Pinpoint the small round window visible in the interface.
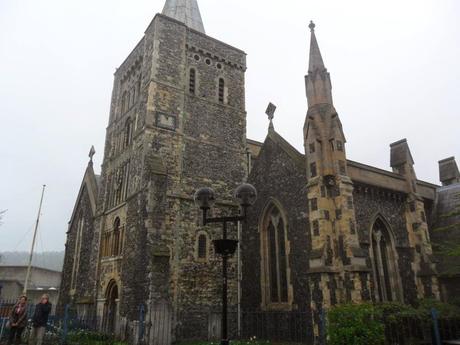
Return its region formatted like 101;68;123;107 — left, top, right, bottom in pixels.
194;54;200;61
205;58;212;65
217;63;223;70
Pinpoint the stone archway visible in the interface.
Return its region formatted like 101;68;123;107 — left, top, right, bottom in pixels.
103;280;119;334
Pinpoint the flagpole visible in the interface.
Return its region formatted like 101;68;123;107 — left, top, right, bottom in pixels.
23;185;46;294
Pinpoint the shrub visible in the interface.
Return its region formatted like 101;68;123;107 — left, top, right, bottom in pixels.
327;303;384;345
66;329;128;345
414;298;460;318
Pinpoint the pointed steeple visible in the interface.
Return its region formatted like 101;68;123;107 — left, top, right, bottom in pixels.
308;21;326;73
162;0;205;34
305;21;333;107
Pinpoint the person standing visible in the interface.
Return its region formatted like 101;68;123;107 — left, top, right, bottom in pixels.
28;294;52;345
7;295;28;345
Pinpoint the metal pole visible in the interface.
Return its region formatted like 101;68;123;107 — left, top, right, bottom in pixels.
0;316;6;341
221;221;228;345
24;185;46;294
139;304;145;344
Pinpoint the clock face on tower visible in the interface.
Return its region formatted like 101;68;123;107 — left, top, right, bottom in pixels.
156;112;177;131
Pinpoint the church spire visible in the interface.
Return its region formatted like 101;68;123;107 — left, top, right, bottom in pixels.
308;21;326;73
162;0;205;34
305;21;333;107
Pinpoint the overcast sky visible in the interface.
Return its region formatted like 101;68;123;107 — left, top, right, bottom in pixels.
1;0;459;252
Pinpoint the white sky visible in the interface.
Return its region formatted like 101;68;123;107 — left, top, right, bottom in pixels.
0;0;459;252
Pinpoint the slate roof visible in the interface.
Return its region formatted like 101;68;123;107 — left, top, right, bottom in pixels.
162;0;205;34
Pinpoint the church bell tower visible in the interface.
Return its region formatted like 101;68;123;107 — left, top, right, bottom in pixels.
95;0;248;338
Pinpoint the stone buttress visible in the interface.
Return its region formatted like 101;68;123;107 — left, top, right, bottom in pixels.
390;139;439;300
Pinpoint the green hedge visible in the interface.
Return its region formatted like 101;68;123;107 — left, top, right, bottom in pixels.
327;303;384;345
327;299;460;345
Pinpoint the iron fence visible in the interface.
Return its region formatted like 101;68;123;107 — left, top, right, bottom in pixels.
0;299;36;319
239;311;312;343
2;301;460;345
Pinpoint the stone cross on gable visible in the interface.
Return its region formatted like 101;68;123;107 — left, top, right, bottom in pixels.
265;102;277;130
89;145;96;163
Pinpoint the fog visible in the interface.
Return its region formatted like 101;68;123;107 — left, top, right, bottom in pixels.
1;0;459;251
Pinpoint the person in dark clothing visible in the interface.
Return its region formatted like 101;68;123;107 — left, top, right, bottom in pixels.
28;294;52;345
7;295;28;345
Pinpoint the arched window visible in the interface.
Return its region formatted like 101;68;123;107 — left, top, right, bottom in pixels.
112;218;121;257
189;68;196;95
261;203;290;306
218;78;225;104
131;87;136;106
124;118;133;148
197;233;208;260
126;91;131;111
370;217;400;302
121;91;127;114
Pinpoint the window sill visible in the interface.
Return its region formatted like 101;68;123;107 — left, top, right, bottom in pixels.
261;302;293;312
101;256;123;263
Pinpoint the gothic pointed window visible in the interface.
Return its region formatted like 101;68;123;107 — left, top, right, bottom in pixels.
261;203;291;307
127;91;131;110
371;217;400;302
137;78;141;100
112;218;121;257
124;118;133;148
121;91;128;114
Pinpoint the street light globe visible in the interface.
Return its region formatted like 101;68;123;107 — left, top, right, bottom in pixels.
194;187;216;210
234;183;257;208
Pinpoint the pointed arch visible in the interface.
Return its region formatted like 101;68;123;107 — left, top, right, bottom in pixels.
124;117;133;148
112;217;121;257
369;214;402;302
259;199;292;310
121;91;127;114
103;279;119;334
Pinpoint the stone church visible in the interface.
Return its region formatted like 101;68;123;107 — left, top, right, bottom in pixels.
58;0;460;343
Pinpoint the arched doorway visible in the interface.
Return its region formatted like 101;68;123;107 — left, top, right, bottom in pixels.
370;217;401;302
103;280;119;334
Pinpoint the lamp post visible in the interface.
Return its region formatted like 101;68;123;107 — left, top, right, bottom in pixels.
194;183;257;345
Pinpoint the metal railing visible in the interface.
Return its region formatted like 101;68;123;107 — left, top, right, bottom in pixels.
2;302;460;345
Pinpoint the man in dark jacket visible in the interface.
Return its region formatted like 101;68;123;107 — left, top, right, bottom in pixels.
28;294;52;345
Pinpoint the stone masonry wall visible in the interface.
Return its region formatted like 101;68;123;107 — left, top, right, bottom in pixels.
243;133;311;315
353;183;419;303
57;185;96;316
